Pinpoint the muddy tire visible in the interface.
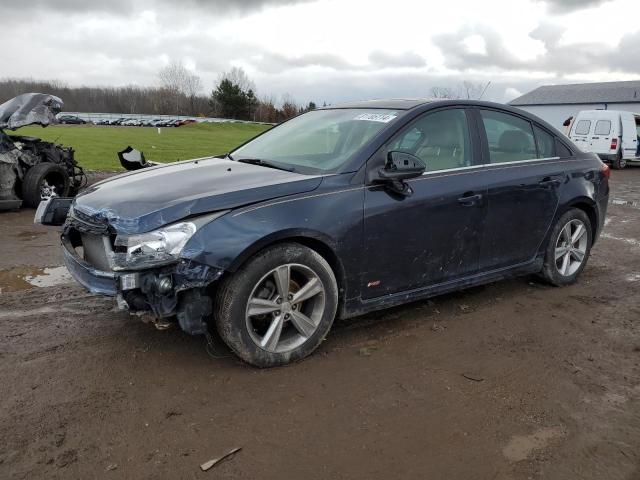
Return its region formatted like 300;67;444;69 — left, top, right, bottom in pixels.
611;150;626;170
540;208;592;286
22;163;70;208
213;243;338;367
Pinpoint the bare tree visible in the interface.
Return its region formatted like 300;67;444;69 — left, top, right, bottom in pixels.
157;61;204;114
430;81;489;100
184;73;203;115
430;86;458;99
218;66;256;94
460;81;486;100
280;93;299;121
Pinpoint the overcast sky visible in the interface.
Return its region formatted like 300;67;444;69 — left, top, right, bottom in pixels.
1;0;638;104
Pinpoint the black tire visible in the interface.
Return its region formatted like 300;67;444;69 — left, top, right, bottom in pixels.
611;150;626;170
540;208;592;286
213;243;338;367
21;163;70;208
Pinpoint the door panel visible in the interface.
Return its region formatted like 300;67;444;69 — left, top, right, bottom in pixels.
621;112;638;159
475;108;564;271
476;162;564;271
362;108;487;299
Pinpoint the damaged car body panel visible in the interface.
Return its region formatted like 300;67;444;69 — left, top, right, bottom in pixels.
40;99;610;366
0;93;62;129
72;157;324;234
117;146;161;171
0;93;85;210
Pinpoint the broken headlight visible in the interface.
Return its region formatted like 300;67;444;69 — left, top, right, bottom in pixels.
113;222;196;270
110;211;228;271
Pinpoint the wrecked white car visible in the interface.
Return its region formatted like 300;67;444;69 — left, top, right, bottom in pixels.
0;93;85;210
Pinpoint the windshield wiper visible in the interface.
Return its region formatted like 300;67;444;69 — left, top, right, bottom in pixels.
235;157;296;172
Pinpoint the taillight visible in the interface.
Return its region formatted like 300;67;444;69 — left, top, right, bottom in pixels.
610;138;618;150
601;162;610;179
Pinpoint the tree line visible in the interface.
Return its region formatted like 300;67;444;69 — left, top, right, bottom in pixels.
0;63;487;124
0;64;317;123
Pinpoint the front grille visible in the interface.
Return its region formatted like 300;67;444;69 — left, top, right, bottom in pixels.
80;233;112;271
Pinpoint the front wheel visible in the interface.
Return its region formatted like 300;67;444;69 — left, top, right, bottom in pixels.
214;243;338;367
540;208;592;286
21;163;70;208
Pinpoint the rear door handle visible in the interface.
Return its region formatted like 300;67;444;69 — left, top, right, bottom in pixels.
457;193;483;206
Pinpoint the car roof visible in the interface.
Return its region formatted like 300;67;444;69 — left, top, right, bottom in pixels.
319;98;536;112
320;98;435;110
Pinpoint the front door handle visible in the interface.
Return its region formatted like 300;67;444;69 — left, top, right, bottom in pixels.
539;176;562;187
457;193;483;206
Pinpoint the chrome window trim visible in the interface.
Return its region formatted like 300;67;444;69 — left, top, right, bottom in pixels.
411;156;563;181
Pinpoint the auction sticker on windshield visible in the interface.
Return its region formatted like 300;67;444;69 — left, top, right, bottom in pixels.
353;112;397;123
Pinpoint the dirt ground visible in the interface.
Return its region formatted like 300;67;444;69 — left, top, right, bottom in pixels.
1;169;639;480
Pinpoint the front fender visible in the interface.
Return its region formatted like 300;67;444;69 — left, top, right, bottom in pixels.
180;176;365;301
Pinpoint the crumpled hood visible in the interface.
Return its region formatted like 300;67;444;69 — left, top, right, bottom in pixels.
0;93;63;130
73;157;323;234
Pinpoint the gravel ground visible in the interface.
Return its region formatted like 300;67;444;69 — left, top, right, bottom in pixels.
1;169;639;479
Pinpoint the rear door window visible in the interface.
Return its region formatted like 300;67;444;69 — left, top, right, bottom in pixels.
594;120;611;135
533;125;555;158
479;110;537;163
574;120;591;135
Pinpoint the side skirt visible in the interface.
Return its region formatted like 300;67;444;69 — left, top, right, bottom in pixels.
342;258;543;319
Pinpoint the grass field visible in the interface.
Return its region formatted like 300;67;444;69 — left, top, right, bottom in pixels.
12;122;271;171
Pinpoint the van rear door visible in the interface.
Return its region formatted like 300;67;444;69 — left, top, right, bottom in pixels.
620;112;638;159
570;113;595;151
590;115;616;155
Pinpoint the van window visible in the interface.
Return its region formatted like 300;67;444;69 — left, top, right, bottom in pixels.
533;125;555;158
594;120;611;135
479;110;536;163
575;120;591;135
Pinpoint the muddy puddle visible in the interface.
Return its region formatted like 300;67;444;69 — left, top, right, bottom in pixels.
0;265;72;293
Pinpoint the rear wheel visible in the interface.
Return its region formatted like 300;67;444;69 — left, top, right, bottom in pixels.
611;150;626;169
540;208;592;286
21;163;70;208
214;243;338;367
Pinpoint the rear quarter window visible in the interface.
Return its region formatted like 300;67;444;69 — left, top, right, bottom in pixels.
556;139;573;157
594;120;611;135
574;120;591;135
533;125;555;158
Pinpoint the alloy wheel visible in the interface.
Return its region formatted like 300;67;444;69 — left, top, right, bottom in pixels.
245;263;326;353
554;219;588;276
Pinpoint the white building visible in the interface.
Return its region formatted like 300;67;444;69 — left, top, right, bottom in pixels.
509;80;640;131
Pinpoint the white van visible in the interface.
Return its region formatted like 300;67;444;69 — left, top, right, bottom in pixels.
569;109;640;169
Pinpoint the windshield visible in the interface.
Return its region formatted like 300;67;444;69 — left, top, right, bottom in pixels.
232;108;400;174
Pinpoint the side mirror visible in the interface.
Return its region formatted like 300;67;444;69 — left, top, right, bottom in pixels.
377;151;426;197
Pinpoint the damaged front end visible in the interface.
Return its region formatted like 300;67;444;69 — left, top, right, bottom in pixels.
58;203;228;335
0;93;85;210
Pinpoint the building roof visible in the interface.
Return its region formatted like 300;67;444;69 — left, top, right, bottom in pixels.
509;80;640;106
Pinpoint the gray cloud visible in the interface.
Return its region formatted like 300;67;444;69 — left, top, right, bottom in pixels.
0;0;313;17
534;0;614;12
432;26;524;71
0;0;635;108
434;22;640;76
251;52;354;73
368;50;426;68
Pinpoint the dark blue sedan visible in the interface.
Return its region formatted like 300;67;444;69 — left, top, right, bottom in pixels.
38;99;609;366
